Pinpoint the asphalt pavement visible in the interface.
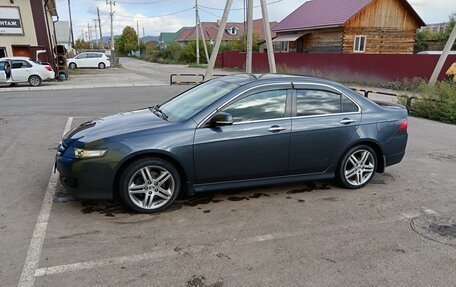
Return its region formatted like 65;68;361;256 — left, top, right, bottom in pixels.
0;78;455;286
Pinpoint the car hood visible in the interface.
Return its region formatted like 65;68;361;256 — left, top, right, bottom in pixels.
63;108;173;145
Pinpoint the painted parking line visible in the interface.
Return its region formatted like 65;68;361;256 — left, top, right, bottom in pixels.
33;215;408;277
17;117;73;287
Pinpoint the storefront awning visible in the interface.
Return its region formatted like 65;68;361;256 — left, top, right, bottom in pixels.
272;33;308;42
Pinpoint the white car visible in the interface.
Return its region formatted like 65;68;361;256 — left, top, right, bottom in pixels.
67;52;111;69
0;57;55;87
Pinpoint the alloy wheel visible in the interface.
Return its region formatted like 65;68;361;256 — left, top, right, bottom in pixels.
343;149;375;187
127;165;175;210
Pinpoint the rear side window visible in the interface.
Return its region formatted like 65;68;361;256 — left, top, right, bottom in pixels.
296;90;358;116
12;60;32;69
223;90;287;123
0;62;4;71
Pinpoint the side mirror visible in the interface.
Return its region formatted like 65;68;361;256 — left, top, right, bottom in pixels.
209;112;233;127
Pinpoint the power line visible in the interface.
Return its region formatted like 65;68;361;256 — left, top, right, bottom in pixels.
102;7;194;18
199;0;282;11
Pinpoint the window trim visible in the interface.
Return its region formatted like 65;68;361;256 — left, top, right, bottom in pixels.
353;35;366;53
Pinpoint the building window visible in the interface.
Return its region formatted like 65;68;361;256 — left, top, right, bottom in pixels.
354;35;366;53
280;41;289;52
228;26;237;35
0;48;6;58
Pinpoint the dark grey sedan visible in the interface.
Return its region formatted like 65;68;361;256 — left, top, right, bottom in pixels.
57;74;408;213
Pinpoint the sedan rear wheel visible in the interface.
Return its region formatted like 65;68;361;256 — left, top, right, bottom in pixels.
98;62;106;69
337;145;377;189
28;75;42;87
119;158;180;213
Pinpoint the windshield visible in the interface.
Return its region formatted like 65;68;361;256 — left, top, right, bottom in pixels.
160;80;239;122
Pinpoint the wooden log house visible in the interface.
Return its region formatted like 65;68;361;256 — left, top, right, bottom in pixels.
272;0;425;54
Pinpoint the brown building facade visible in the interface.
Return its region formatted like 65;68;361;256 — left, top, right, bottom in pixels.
272;0;425;54
0;0;58;66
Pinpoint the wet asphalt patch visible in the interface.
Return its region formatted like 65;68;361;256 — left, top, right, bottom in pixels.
411;213;456;247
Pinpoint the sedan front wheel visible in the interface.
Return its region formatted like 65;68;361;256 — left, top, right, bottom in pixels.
337;145;377;189
119;158;181;213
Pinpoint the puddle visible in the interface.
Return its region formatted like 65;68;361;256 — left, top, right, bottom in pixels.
411;213;456;246
287;182;331;194
186;275;223;287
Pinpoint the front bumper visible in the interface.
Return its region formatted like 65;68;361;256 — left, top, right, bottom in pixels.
56;153;115;200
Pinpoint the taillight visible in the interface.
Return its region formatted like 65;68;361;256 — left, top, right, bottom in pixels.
399;119;408;131
44;66;53;71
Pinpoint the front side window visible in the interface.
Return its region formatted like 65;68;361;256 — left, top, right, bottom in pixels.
296;90;358;116
223;90;287;123
354;35;366;53
76;54;87;59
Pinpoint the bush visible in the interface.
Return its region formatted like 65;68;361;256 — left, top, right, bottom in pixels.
401;81;456;124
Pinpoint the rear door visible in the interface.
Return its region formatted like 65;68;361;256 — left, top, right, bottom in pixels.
289;84;361;174
11;60;33;82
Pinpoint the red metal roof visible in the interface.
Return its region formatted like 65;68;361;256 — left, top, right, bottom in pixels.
273;0;372;32
176;19;277;42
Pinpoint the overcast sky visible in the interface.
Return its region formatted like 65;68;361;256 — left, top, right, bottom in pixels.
55;0;456;38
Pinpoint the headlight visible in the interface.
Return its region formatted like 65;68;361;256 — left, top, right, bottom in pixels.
74;148;108;159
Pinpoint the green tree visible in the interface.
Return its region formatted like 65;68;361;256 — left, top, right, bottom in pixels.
443;12;456;49
115;26;138;55
74;39;90;49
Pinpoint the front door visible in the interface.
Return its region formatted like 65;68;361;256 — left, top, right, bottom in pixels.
289;86;361;174
194;87;292;184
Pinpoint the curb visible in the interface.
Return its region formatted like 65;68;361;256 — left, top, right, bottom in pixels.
0;83;169;93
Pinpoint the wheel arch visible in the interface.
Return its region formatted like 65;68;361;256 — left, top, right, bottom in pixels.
112;151;191;200
338;140;385;173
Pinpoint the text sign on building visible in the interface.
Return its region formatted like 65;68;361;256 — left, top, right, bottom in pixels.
0;7;23;35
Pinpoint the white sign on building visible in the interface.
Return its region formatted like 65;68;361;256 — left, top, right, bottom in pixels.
0;6;23;35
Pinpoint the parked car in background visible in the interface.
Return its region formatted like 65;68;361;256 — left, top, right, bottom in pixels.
0;57;55;87
67;52;111;69
56;74;409;213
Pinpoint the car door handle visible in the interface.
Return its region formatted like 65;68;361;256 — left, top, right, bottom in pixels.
340;119;357;125
268;125;287;133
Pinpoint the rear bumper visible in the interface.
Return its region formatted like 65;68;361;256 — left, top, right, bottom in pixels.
383;132;408;167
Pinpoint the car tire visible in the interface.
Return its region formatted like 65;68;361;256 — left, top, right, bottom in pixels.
28;75;42;87
69;62;77;69
98;62;106;69
119;158;181;213
337;145;377;189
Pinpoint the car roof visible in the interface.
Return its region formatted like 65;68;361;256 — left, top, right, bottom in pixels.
0;56;31;61
214;73;346;88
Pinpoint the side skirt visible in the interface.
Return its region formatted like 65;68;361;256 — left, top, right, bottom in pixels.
192;172;335;193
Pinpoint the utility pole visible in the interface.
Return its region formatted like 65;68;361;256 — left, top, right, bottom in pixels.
93;19;99;48
137;20;140;51
68;0;75;47
205;0;233;79
97;7;103;46
197;14;209;63
429;24;456;85
260;0;276;73
245;0;253;73
143;27;145;38
106;0;116;65
88;23;93;49
195;0;200;65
